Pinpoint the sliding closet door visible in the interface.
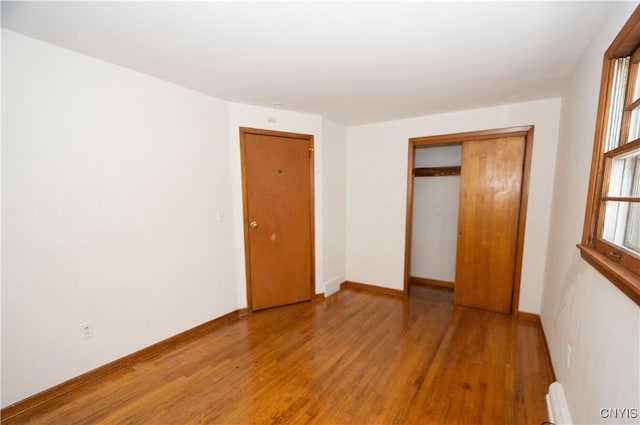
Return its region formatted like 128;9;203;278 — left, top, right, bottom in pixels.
454;136;525;313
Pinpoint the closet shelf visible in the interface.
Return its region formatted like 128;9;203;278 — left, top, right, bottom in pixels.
413;166;461;177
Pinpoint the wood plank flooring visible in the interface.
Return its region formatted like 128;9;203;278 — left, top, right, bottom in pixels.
4;286;554;424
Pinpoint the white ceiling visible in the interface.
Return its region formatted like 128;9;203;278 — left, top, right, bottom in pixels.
2;1;613;125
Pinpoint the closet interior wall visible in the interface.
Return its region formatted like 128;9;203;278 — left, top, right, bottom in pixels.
410;144;462;288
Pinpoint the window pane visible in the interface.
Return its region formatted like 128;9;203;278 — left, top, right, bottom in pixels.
625;202;640;252
607;149;640;197
603;200;628;243
605;57;630;151
634;62;640;101
629;107;640;142
603;200;640;256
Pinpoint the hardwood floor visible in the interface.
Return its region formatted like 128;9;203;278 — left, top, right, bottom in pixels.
4;286;554;424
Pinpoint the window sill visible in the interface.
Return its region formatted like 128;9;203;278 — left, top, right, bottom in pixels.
577;244;640;306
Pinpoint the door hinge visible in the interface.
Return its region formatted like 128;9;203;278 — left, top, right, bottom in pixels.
308;147;314;158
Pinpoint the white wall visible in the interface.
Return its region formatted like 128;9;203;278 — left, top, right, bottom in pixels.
0;20;4;407
542;3;640;424
1;30;238;406
321;118;347;296
411;145;461;282
346;98;562;313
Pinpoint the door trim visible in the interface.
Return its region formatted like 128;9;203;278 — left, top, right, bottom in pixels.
239;127;316;311
403;126;534;315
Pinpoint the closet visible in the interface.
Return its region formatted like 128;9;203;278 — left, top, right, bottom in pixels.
410;144;462;290
404;127;532;314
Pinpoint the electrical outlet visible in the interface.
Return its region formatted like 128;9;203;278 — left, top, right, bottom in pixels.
567;344;572;368
80;321;94;340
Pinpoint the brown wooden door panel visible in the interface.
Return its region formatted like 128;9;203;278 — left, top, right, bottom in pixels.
455;136;525;313
241;130;313;311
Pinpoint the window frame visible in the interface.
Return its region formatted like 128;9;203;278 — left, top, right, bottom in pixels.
580;6;640;306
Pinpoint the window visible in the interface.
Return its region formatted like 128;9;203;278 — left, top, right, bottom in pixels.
580;7;640;305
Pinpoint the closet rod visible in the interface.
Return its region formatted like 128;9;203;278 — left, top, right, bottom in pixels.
413;166;461;177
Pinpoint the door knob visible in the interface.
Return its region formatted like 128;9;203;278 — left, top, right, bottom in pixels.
250;221;259;229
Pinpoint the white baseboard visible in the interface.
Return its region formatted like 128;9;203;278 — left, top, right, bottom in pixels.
546;382;572;425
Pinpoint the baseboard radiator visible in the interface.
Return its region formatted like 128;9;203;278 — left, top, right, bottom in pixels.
546;382;572;425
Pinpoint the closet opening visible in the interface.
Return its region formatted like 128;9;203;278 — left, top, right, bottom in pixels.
409;143;462;294
403;126;534;315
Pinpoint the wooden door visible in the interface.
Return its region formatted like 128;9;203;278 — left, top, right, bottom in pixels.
240;128;314;311
454;136;525;313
